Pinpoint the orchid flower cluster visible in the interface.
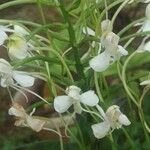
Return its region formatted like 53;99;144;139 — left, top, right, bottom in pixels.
0;0;150;149
0;23;131;138
0;25;36;88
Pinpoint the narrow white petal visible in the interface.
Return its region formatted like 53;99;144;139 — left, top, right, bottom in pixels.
12;71;35;87
142;20;150;32
0;59;12;75
89;51;110;72
118;114;131;126
83;27;95;36
54;96;73;113
91;121;110;139
73;102;82;114
140;80;150;85
80;90;99;106
14;25;28;35
118;45;128;56
101;19;111;33
0;30;8;45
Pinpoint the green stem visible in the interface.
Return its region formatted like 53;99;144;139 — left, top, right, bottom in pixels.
58;0;85;80
121;51;150;144
122;127;135;149
118;18;145;36
59;114;85;150
120;31;150;42
37;1;57;97
111;0;130;29
94;72;104;102
138;107;150;145
99;0;125;28
121;51;139;107
0;0;36;10
109;134;117;150
12;48;74;82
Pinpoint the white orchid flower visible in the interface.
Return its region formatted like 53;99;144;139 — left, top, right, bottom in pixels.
8;102;45;132
90;32;128;72
7;25;31;60
0;24;33;60
83;20;128;72
0;58;35;88
54;85;99;114
7;34;29;60
92;105;131;139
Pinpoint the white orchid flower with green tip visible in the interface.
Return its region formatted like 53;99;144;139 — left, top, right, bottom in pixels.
0;24;33;60
7;25;31;60
83;20;128;72
90;31;128;72
54;85;99;114
92;105;131;139
0;58;35;88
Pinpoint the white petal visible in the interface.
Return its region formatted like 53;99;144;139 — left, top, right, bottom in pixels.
80;90;99;106
0;59;12;75
0;30;8;45
140;80;150;85
83;27;95;36
146;3;150;19
143;41;150;52
118;114;131;126
118;45;128;56
26;116;45;132
12;71;35;87
89;51;110;72
14;25;28;35
91;121;110;139
101;19;111;33
54;96;73;113
142;20;150;32
73;102;82;114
